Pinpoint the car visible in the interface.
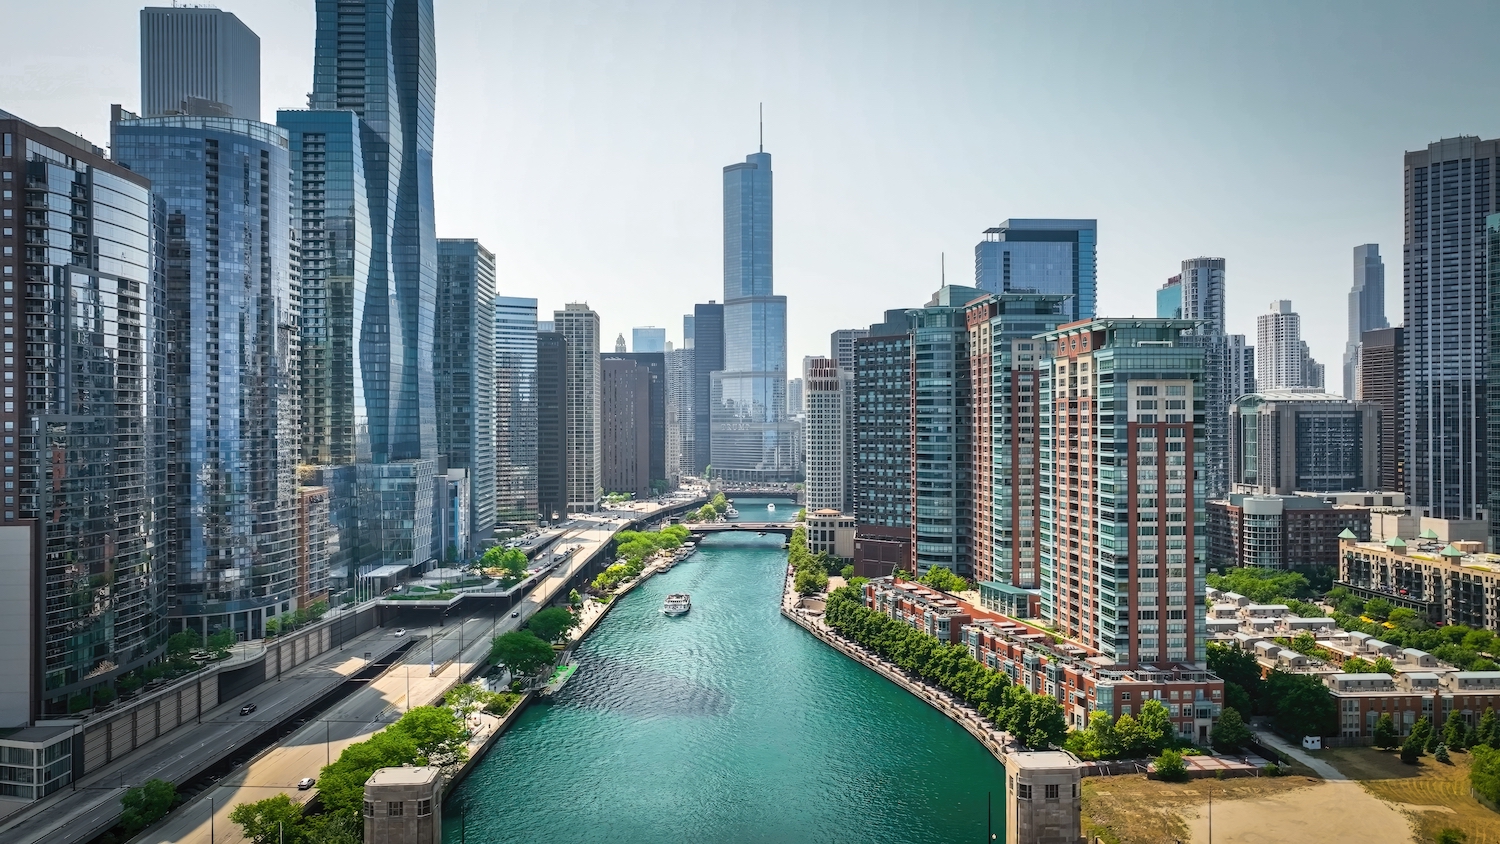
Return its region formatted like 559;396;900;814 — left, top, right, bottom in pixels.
298;777;316;790
511;611;520;618
239;703;257;716
392;628;406;637
391;585;404;593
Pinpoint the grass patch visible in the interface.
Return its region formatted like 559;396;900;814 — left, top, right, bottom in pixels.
1324;747;1500;843
1081;773;1316;844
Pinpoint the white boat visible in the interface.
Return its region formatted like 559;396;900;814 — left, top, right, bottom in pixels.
767;503;776;512
724;507;739;518
662;593;692;616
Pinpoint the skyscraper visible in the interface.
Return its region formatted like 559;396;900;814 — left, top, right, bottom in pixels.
536;331;568;522
973;220;1097;321
1229;390;1382;495
711;149;796;481
311;0;440;569
1176;257;1252;500
1156;275;1183;319
140;6;260;119
1360;326;1404;493
556;303;601;511
786;378;804;415
1256;300;1322;390
1490;215;1500;548
829;328;869;373
0;111;170;723
600;358;652;497
853;310;915;577
112;108;300;640
911;285;984;576
603;351;667;493
1405;137;1497;522
692;301;724;474
665;345;695;481
1038;319;1206;667
632;326;666;353
614;334;627;354
436;240;496;546
1343;245;1388;399
965;293;1069;588
803;357;853;512
494;297;539;523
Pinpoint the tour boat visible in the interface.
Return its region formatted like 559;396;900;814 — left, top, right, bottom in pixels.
662;593;692;616
767;503;776;512
724;507;739;518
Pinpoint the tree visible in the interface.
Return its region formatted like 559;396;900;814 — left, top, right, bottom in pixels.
1425;719;1443;754
1436;829;1467;844
1213;706;1251;753
391;706;469;768
1388;607;1425;630
120;778;177;835
1472;745;1500;803
795;566;829;596
1372;656;1396;676
1224;682;1254;721
1137;699;1175;753
1264;671;1337;739
1011;694;1068;750
1154;749;1189;782
229;794;307;844
167;630;202;656
840;565;855;579
1341;656;1375;673
568;588;583;608
480;546;529;584
1114;713;1146;758
489;630;556;680
318;728;422;820
1363;597;1394;620
1079;711;1119;760
1373;713;1399;750
207;629;236;652
1207;643;1265;713
1479;708;1499;749
1400;730;1424;764
1435;743;1451;763
526;607;579;644
919;566;969;593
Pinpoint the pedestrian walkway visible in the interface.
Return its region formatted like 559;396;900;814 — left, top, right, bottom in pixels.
1253;730;1345;780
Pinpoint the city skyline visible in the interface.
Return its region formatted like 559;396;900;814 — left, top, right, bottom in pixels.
8;2;1500;386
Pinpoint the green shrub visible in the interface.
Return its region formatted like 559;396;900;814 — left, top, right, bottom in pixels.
1154;749;1189;782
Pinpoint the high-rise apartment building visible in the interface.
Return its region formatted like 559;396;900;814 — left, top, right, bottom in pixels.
1405;137;1498;522
712;149;796;481
692;302;724;474
973;220;1097;321
632;326;665;353
494;297;539;523
601;358;652;498
786;377;804;415
1359;327;1404;493
1488;215;1500;549
536;331;568;522
965;293;1069;588
112;109;300;639
140;6;260;119
556;303;601;511
803;357;853;512
603;351;666;492
1156;275;1182;319
830;328;868;373
1343;245;1388;399
665;345;695;481
1256;300;1322;390
683;314;695;348
0;112;170;724
1229;390;1382;495
911;285;984;577
853;310;915;577
1038;319;1206;667
311;0;441;569
1175;257;1253;500
436;240;496;545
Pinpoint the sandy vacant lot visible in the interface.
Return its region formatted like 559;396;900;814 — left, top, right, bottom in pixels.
1180;779;1414;844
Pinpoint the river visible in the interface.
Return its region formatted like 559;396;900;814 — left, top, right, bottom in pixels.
445;498;1005;843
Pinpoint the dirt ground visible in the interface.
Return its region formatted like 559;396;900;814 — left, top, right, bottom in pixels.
1081;774;1321;844
1324;747;1500;844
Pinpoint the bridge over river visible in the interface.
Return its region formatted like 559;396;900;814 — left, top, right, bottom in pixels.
684;521;796;536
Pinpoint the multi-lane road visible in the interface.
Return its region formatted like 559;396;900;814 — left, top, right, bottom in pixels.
139;504;691;844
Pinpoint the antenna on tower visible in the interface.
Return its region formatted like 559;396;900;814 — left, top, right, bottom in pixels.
759;103;763;152
942;252;946;285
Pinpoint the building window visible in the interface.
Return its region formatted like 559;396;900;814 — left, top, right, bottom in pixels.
416;798;432;817
388;801;404;817
1045;783;1059;799
363;801;374;818
1017;783;1032;799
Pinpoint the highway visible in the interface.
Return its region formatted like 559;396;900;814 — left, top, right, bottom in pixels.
0;624;408;844
140;502;692;844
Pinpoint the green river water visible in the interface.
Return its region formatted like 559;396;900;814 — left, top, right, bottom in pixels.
445;498;1006;843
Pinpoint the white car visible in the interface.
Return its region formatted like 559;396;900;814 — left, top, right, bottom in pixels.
297;777;316;791
392;628;407;637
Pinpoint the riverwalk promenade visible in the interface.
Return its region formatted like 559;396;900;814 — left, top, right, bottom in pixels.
779;573;1017;763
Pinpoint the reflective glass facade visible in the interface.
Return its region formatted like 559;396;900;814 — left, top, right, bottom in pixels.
2;114;171;717
494;296;538;523
111;114;298;638
713;151;794;480
974;220;1097;322
436;240;495;545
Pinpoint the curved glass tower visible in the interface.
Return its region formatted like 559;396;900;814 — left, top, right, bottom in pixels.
711;150;795;480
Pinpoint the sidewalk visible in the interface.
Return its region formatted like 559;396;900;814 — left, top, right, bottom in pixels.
1252;730;1345;780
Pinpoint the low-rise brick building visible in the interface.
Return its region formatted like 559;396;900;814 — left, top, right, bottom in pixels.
1207;493;1371;569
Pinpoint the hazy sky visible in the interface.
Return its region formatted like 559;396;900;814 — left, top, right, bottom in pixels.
7;0;1500;392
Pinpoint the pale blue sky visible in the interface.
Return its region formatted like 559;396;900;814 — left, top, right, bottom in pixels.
6;0;1500;391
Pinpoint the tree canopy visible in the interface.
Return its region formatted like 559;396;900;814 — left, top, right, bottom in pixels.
526;607;579;644
489;630;556;679
229;794;308;844
120;778;176;835
919;566;970;594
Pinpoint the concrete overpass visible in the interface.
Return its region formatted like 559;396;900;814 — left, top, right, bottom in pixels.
685;522;796;536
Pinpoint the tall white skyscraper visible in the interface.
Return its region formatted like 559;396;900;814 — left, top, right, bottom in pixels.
494;297;539;523
556;303;602;511
803;357;853;512
1343;244;1388;399
1176;257;1252;499
1256;300;1322;390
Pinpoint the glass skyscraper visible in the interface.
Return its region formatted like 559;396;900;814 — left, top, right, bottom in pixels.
974;219;1097;322
111;110;299;640
711;150;795;480
311;0;440;570
1;111;171;721
494;296;539;524
436;239;496;546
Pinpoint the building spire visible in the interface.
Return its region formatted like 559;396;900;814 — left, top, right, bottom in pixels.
941;252;946;285
759;102;763;152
